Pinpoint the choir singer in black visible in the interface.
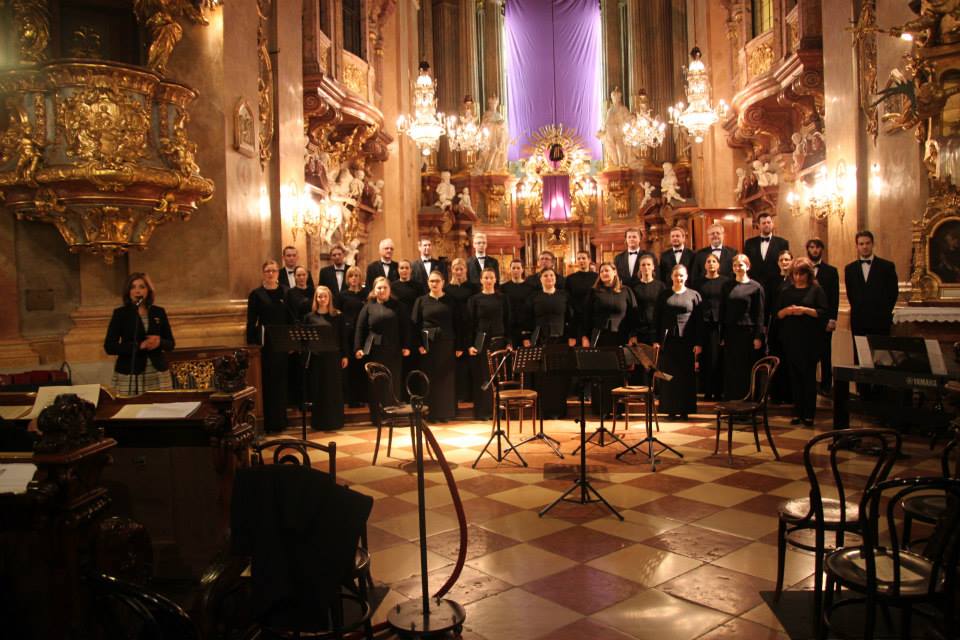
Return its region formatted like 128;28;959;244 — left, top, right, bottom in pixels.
524;268;574;419
720;254;765;401
583;262;637;415
303;286;348;430
412;271;461;422
355;277;411;403
656;265;703;419
694;253;729;400
467;268;511;419
246;260;290;432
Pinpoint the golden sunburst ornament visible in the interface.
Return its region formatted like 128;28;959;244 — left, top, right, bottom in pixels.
524;125;591;174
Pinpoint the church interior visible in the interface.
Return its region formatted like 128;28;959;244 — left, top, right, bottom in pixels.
2;0;960;638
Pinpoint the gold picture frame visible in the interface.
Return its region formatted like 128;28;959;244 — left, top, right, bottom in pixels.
233;98;256;158
910;179;960;304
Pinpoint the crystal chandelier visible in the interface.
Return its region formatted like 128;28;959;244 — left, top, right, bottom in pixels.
396;62;447;157
622;91;666;151
445;95;489;168
668;47;728;143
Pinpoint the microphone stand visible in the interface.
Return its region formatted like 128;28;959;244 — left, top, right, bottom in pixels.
473;350;527;468
129;298;144;395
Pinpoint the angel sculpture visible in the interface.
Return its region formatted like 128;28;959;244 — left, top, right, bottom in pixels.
661;162;685;206
734;167;748;199
133;0;210;75
752;160;778;187
459;187;475;215
434;171;456;209
639;181;656;209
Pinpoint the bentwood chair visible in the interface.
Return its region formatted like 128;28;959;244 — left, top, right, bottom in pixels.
611;343;661;435
901;426;959;548
775;428;901;636
486;349;537;438
364;362;431;464
822;477;960;640
714;355;780;463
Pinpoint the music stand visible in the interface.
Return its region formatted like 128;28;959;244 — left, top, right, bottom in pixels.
504;346;564;459
473;349;527;468
540;347;625;521
266;325;339;440
570;348;630;454
617;344;683;471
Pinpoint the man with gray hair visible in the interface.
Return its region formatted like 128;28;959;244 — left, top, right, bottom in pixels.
365;237;399;285
691;223;736;283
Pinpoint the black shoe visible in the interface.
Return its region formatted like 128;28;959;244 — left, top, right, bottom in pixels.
790;418;803;425
802;419;815;427
677;414;688;421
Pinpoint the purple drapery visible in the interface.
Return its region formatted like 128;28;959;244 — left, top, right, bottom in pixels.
542;175;571;221
505;0;602;162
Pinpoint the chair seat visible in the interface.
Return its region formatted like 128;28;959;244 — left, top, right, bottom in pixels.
499;389;537;401
382;403;429;417
716;400;761;414
901;493;947;523
612;386;650;395
826;547;944;597
778;497;859;526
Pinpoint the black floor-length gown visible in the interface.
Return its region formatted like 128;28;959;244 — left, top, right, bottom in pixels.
656;288;702;416
565;270;598;338
303;310;347;430
246;286;290;432
391;280;422;398
501;279;533;346
692;275;728;400
355;298;410;406
466;291;511;419
766;276;792;403
632;278;666;385
339;288;368;405
584;286;636;416
526;289;572;419
411;294;460;421
444;282;478;403
285;285;315;407
720;279;765;401
777;284;829;421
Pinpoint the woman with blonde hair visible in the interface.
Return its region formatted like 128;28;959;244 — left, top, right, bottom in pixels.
444;257;478;404
355;276;411;402
302;286;348;430
720;254;765;400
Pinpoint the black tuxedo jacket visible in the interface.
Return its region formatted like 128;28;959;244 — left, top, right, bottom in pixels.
844;256;899;335
614;250;657;289
411;258;447;288
658;247;695;283
691;246;736;282
279;267;315;290
365;260;399;287
319;265;349;298
814;262;840;321
467;256;500;284
104;304;176;374
743;235;789;287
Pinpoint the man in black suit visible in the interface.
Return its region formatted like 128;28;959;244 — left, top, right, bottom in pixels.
467;232;500;284
807;238;839;394
364;237;399;285
691;223;737;283
319;244;349;301
524;250;566;290
658;226;695;283
743;213;789;289
614;227;656;289
411;238;445;288
845;229;899;343
280;245;315;290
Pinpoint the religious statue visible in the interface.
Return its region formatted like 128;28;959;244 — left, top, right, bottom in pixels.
790;133;806;174
367;178;384;213
924;139;941;178
13;125;43;186
349;168;366;200
133;0;210;75
639;181;656;209
661;162;685;206
475;96;508;174
597;88;631;169
752;160;778;187
331;167;353;199
435;171;456;209
459;187;474;215
734;167;748;199
158;111;199;177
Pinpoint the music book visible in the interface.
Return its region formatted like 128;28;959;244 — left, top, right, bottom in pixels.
0;406;31;420
473;331;487;353
27;384;103;419
530;326;541;347
110;401;201;420
362;333;377;356
0;463;37;495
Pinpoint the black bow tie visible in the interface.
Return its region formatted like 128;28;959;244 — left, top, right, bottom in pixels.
382;262;391;266
629;251;638;256
335;268;344;272
760;237;771;243
860;259;872;265
711;248;721;253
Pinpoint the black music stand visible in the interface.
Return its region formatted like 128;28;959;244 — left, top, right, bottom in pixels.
571;348;630;454
504;346;564;459
540;347;624;521
473;349;527;468
617;345;683;471
266;325;338;440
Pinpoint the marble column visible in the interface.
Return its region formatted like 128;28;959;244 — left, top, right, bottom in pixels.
478;0;505;108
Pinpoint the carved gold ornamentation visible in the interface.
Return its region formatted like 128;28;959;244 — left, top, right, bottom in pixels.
851;1;879;143
12;0;51;64
158;111;199;176
69;25;104;58
133;0;210;75
482;183;505;223
606;179;631;219
910;179;960;304
57;84;150;167
257;0;274;169
748;44;775;79
170;359;216;389
342;57;369;97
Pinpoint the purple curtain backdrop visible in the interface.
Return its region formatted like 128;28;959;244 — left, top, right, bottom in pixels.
505;0;602;162
542;174;571;221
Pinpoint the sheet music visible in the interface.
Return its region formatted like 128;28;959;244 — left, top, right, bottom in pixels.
0;463;37;495
110;401;201;420
27;384;103;419
0;406;31;420
925;340;948;376
854;336;874;368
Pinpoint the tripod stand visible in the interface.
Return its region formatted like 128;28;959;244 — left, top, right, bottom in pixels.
473;350;527;468
617;344;684;471
504;346;563;459
571;347;630;455
540;347;624;521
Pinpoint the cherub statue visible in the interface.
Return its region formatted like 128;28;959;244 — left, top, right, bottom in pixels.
639;181;656;209
332;167;353;199
367;178;384;213
434;171;456;209
752;160;778;187
661;162;685;206
349;168;366;200
734;167;748;199
790;133;807;174
13;126;43;185
476;96;508;173
597;88;631;169
458;187;474;215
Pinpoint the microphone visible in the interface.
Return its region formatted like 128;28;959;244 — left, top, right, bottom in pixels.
134;296;144;307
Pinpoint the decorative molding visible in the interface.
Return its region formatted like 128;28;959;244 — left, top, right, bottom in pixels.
747;43;775;79
233;99;256;157
256;0;274;170
910;179;960;305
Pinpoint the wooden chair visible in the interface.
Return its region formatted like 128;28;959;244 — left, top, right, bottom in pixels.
822;476;960;640
364;362;430;464
713;355;780;463
487;349;537;438
90;572;199;639
611;343;661;435
775;428;901;637
902;426;959;548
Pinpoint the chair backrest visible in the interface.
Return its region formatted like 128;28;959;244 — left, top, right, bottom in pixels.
251;438;336;481
90;572;199;640
942;425;960;479
859;477;960;597
487;349;518;388
746;355;779;404
629;343;660;386
364;361;400;409
803;428;901;540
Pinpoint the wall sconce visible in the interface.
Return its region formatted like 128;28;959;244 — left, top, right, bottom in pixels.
787;165;845;221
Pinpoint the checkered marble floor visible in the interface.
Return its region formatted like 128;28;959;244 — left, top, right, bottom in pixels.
295;406;944;640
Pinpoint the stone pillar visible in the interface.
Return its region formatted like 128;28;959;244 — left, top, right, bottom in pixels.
478;0;504;107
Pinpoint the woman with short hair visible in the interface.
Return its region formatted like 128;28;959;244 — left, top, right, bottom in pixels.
245;260;290;431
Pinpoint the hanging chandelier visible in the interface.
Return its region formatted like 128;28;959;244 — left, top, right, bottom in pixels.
445;95;489;168
396;61;447;157
622;91;666;151
668;47;728;143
